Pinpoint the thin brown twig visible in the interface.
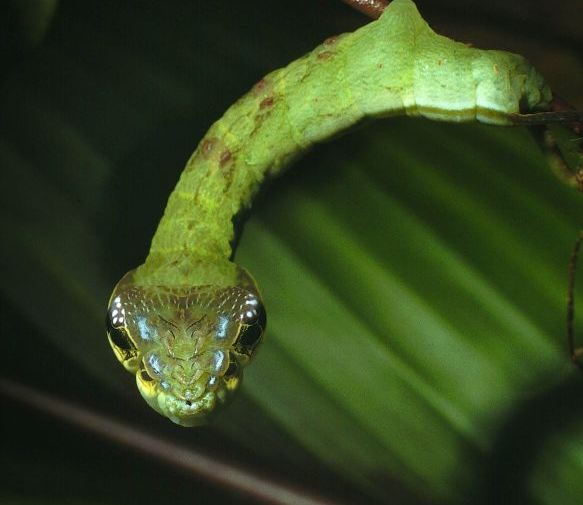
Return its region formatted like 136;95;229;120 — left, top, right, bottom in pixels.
567;232;583;371
511;95;583;135
341;0;388;19
0;377;348;505
509;110;583;127
528;125;583;192
518;96;583;191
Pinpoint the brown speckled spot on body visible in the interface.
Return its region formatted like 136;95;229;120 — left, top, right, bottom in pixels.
201;138;218;158
324;36;338;46
259;97;274;110
317;51;333;61
252;78;268;96
218;150;236;190
219;149;232;168
324;33;348;47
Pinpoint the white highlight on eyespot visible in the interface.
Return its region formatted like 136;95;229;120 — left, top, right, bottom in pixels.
112;311;125;325
113;296;122;310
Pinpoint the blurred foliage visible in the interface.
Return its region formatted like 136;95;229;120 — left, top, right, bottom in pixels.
1;0;582;504
0;0;59;75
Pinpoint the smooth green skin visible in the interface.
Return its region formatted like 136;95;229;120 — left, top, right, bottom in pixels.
106;0;552;426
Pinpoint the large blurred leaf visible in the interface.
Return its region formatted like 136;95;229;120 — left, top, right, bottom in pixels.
1;0;582;504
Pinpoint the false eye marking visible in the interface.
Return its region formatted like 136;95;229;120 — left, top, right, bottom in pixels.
236;323;264;355
106;310;132;352
140;368;155;382
235;295;266;356
224;358;238;379
240;293;265;325
224;354;242;392
110;296;126;326
106;295;139;371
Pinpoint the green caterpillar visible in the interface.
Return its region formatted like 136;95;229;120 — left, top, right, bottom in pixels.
107;0;553;426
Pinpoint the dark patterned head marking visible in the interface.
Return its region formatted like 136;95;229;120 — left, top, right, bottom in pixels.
106;271;265;426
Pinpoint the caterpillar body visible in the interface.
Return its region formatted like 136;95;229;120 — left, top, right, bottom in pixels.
106;0;552;426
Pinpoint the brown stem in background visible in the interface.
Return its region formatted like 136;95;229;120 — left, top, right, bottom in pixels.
568;231;583;371
510;110;583;127
510;95;583;134
549;95;583;136
0;378;347;505
516;96;583;191
341;0;388;19
528;125;583;192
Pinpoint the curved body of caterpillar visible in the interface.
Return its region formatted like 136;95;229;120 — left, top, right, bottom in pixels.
107;0;552;426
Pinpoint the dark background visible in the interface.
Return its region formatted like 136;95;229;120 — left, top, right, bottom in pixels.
1;1;582;504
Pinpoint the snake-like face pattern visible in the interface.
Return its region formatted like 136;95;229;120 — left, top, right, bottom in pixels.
106;277;265;426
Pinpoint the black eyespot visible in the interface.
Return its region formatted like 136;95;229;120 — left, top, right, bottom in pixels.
105;312;135;352
255;302;266;329
239;324;263;350
223;354;241;392
140;368;155;382
235;320;264;355
235;298;266;355
224;360;238;379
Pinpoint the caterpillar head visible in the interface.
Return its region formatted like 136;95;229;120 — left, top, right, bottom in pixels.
105;269;265;427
